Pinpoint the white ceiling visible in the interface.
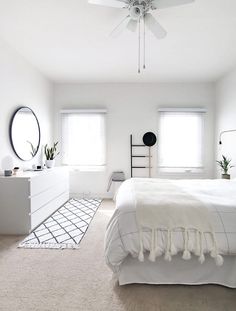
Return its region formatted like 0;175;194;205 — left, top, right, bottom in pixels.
0;0;236;83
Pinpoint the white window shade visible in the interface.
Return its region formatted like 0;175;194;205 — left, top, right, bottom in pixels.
159;111;204;171
61;112;106;167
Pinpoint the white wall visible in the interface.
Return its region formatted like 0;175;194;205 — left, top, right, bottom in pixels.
215;67;236;178
54;83;216;198
0;37;217;198
0;38;53;172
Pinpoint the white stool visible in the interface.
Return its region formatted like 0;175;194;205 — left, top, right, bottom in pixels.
107;171;126;200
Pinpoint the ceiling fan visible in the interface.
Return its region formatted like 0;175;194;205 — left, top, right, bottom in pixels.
88;0;195;73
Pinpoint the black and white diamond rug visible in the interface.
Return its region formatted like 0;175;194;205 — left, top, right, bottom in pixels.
18;198;102;249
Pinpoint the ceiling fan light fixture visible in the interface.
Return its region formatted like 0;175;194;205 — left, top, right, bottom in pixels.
130;5;144;20
126;19;138;32
88;0;195;72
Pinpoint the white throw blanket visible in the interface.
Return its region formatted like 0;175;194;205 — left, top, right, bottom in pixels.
134;179;224;266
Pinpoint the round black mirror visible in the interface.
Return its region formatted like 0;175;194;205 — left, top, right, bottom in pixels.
10;107;41;161
143;132;157;147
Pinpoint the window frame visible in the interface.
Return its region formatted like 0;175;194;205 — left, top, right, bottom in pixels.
60;109;107;171
157;108;206;175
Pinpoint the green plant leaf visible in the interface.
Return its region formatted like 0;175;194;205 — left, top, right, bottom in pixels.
44;142;59;160
216;155;234;174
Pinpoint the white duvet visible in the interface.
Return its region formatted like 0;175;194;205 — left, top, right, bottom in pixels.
105;178;236;272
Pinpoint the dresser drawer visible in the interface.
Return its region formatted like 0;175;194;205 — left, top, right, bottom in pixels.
0;167;69;235
30;180;69;214
31;191;69;230
30;168;69;197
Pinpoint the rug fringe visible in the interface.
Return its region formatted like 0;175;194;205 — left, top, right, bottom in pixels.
18;242;81;250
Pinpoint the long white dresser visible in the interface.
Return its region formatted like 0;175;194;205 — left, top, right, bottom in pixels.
0;167;69;235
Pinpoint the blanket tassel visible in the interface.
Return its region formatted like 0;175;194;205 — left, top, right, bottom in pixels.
155;229;163;256
170;230;177;255
138;230;144;262
164;230;172;262
138;228;224;266
182;229;191;260
149;229;156;262
210;232;224;267
194;229;201;256
198;231;205;264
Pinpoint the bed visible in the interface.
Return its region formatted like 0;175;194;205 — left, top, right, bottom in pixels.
105;178;236;288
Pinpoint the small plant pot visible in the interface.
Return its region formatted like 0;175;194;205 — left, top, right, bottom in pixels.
46;160;55;169
222;174;230;180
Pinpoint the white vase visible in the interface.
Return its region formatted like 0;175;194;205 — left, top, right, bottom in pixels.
46;159;55;169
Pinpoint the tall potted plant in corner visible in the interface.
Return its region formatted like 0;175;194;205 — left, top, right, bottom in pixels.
216;155;234;179
45;142;59;169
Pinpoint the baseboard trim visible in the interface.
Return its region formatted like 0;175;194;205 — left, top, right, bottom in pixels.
70;192;113;199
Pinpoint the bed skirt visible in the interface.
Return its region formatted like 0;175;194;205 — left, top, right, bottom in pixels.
117;254;236;288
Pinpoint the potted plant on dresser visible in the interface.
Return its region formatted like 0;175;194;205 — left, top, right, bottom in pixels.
217;155;234;179
45;142;59;169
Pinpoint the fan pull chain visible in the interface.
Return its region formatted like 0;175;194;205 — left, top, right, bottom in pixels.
138;17;141;74
143;14;146;70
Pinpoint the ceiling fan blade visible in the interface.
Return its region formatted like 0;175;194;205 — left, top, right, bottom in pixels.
88;0;127;9
152;0;195;10
126;19;138;32
110;15;130;37
145;13;167;39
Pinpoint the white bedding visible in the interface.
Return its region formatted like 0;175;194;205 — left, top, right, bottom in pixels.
105;178;236;274
134;179;222;265
118;254;236;287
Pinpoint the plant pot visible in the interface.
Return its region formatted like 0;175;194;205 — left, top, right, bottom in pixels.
46;159;55;169
222;174;230;180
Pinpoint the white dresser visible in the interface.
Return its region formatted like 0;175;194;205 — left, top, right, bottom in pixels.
0;167;69;235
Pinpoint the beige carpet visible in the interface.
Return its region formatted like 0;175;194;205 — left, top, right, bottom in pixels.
0;200;236;311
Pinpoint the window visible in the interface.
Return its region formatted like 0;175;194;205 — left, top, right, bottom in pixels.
61;110;106;169
158;109;205;173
